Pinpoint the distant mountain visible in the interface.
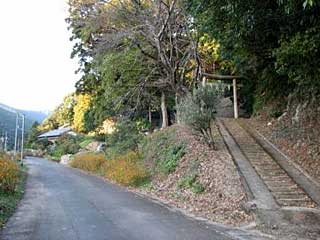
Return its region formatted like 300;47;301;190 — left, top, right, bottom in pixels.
0;103;48;150
0;103;47;123
20;110;47;123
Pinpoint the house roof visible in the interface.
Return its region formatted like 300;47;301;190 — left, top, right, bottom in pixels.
38;128;71;138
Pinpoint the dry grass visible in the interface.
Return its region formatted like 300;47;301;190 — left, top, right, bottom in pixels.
70;153;106;173
104;152;148;187
70;152;148;187
0;153;20;192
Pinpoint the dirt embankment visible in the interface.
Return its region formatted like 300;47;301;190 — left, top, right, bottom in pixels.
136;124;251;226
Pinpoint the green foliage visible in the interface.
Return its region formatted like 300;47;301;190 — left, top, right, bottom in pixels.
158;144;186;174
82;47;156;131
40;94;76;132
188;0;320;113
39;115;59;132
79;138;93;149
278;0;318;11
32;139;52;151
178;174;197;189
26;121;40;148
274;27;320;97
178;174;205;194
177;85;221;148
55;94;76;126
140;127;186;175
177;159;205;194
50;135;81;160
67;0;203;130
105;119;142;157
135;118;152;132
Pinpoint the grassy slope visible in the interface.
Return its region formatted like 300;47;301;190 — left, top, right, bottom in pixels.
0;167;27;228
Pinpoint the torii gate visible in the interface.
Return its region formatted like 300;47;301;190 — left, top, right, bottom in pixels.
202;73;243;119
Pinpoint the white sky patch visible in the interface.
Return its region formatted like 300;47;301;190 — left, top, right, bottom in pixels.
0;0;79;111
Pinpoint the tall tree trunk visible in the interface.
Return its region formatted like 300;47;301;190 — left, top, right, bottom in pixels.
175;92;181;124
161;91;169;128
148;106;152;124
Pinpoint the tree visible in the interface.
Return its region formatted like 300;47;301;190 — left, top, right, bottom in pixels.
67;0;203;128
39;93;76;131
39;113;60;131
55;94;76;126
188;0;320;113
26;121;40;147
73;94;92;132
177;85;221;148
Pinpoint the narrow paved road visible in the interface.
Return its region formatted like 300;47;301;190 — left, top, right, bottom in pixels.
1;157;267;240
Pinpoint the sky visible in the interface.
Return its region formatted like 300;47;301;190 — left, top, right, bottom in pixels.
0;0;79;111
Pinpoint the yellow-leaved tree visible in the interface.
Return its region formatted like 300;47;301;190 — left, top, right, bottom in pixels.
73;94;91;132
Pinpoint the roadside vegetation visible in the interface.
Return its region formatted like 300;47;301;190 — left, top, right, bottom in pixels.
31;88;249;225
0;152;26;228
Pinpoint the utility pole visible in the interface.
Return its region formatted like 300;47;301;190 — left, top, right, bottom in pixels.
0;135;3;151
14;113;19;155
20;115;25;163
233;79;239;119
0;105;24;155
4;132;8;152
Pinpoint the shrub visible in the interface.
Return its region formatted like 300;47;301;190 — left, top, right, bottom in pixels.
32;138;52;151
177;174;205;194
105;118;142;156
157;144;186;174
136;118;152;132
140;127;186;175
177;159;205;194
70;153;106;173
177;85;222;148
0;153;20;192
104;152;149;186
50;135;81;160
79;138;93;149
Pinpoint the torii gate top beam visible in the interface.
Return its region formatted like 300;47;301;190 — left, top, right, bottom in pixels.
202;72;243;80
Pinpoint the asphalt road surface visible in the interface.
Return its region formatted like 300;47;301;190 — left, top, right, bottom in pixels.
1;157;268;240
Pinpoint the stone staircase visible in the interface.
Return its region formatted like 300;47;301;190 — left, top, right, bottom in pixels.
219;118;317;208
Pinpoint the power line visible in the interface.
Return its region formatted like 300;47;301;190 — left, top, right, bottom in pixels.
0;104;25;163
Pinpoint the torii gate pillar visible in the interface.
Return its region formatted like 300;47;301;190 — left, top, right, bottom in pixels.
233;79;239;119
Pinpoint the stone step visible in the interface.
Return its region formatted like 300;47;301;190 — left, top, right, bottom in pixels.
277;199;313;207
258;171;287;177
275;193;308;199
269;186;302;193
264;181;296;188
261;176;289;181
221;119;316;208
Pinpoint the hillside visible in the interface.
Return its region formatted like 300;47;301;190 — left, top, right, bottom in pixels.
0;103;47;150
